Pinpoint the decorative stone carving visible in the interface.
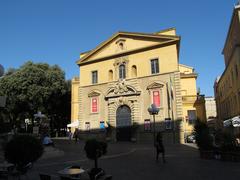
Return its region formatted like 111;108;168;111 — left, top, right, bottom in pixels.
114;80;128;94
118;97;125;105
105;80;141;99
114;56;129;66
113;56;129;79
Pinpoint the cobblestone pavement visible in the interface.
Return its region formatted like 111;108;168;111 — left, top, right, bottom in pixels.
2;139;240;180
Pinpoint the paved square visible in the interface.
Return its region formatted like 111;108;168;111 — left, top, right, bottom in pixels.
5;139;240;180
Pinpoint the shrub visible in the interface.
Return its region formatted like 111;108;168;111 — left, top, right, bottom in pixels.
194;120;213;151
4;135;43;173
221;131;236;152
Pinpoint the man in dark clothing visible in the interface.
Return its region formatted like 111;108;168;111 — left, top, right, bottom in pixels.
155;132;166;163
73;128;79;143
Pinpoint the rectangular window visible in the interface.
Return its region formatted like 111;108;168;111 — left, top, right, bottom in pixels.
151;59;159;74
152;90;160;107
91;97;98;113
187;110;197;124
144;119;151;131
92;71;98;84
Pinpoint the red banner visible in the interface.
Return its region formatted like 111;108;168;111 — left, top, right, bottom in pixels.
153;91;160;107
92;98;98;113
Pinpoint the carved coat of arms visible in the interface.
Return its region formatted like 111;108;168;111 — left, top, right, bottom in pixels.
114;80;128;94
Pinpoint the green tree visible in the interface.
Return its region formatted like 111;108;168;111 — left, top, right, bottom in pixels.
0;61;70;131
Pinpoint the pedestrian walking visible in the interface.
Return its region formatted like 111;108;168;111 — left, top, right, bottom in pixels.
68;128;72;141
73;128;79;143
155;132;166;163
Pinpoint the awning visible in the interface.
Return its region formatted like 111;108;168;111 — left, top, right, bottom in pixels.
223;119;232;127
232;116;240;127
67;121;79;128
223;116;240;128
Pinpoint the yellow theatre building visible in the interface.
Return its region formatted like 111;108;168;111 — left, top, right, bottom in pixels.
71;28;205;143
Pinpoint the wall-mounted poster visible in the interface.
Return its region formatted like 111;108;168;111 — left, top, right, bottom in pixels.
144;119;151;131
100;121;105;130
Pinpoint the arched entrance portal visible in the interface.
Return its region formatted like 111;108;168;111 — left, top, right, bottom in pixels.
116;105;132;141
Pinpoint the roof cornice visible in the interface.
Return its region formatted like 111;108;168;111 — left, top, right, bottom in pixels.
180;73;198;78
222;6;240;53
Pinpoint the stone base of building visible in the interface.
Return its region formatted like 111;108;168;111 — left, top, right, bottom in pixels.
77;130;182;144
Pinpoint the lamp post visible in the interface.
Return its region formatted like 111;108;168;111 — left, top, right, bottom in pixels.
148;104;160;145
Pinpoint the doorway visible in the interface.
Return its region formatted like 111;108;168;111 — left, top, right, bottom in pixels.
116;105;132;141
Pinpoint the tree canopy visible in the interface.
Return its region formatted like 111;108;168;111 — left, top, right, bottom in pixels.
0;61;71;132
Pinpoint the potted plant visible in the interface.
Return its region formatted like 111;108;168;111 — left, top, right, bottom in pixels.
84;139;107;180
4;134;43;175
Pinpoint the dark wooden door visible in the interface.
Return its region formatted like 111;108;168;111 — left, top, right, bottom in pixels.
116;105;131;141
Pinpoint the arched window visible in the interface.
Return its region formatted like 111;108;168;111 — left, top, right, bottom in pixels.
131;65;137;77
119;64;126;79
119;42;124;50
109;70;113;81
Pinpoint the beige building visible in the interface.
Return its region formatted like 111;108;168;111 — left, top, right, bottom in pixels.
205;97;217;119
71;28;205;143
214;4;240;133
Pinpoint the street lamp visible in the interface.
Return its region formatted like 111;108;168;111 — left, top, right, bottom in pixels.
148;104;160;145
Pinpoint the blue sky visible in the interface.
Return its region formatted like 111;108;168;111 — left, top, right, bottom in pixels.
0;0;238;96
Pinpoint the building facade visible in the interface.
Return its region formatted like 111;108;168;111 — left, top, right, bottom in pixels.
205;97;217;119
214;5;240;133
71;28;205;143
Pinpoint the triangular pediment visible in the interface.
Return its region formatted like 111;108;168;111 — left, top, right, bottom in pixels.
77;31;179;65
146;82;164;90
88;91;101;97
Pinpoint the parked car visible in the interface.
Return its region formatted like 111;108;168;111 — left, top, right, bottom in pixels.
187;134;196;143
